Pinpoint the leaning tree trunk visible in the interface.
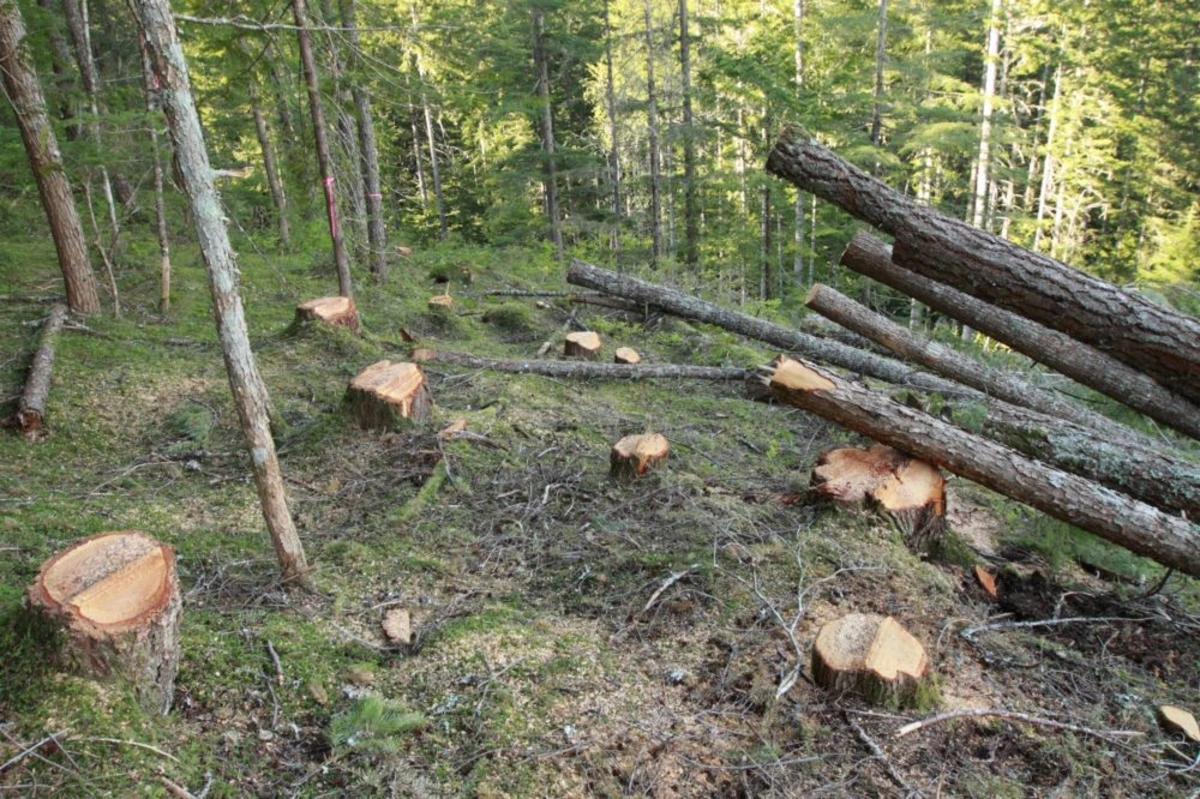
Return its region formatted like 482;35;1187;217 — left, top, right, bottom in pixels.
0;0;100;313
411;348;747;382
294;0;353;298
840;232;1200;441
766;129;1200;405
761;355;1200;577
130;0;308;582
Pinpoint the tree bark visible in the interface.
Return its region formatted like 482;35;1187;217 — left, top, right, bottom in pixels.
137;39;172;311
643;0;663;267
567;259;969;396
761;355;1200;576
870;0;887;146
531;7;564;261
249;78;290;250
840;232;1200;441
293;0;353;298
602;0;621;253
13;303;67;436
412;348;747;382
340;0;386;279
0;0;100;313
765;129;1200;404
679;0;698;266
131;0;309;583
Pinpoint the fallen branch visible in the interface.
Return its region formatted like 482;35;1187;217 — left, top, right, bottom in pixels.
895;708;1145;741
961;615;1155;640
411;348;747;381
11;304;68;437
846;713;919;796
642;564;698;615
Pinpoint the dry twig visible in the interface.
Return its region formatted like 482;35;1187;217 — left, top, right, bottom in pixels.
895;708;1144;741
846;713;921;797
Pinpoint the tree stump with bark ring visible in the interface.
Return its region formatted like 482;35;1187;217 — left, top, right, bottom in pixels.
614;347;641;364
811;613;930;708
346;360;433;430
295;296;360;333
610;433;670;481
565;331;602;359
24;531;182;714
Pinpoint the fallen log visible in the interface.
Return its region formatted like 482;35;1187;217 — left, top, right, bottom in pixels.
841;232;1200;441
411;348;747;381
761;355;1200;576
12;303;67;437
766;129;1200;405
567;259;971;396
805;283;1152;447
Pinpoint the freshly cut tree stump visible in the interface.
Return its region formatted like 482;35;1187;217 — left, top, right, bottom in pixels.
811;444;946;554
610;433;670;481
346;361;433;430
24;531;181;714
614;346;641;364
428;293;453;310
565;331;602;359
295;296;359;333
812;613;930;707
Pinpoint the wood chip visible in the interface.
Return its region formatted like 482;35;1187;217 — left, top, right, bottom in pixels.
974;565;998;598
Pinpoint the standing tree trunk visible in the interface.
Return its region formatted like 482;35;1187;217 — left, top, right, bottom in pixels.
409;2;447;240
679;0;698;266
531;7;564;262
792;0;806;284
870;0;888;146
249;78;291;250
0;0;100;313
293;0;353;298
643;0;663;267
137;35;172;311
318;0;366;261
603;0;621;254
130;0;309;583
340;0;387;279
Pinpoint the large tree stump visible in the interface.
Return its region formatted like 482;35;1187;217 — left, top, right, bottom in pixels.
811;613;930;707
812;444;946;554
296;296;359;333
564;331;602;359
346;360;433;430
24;531;182;714
610;433;670;481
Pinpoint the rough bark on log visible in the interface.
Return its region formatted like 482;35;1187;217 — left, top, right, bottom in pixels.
13;303;67;437
811;614;930;707
567;259;969;396
761;355;1200;576
841;231;1200;441
24;531;181;714
766;129;1200;405
295;296;359;333
346;360;433;430
565;331;602;359
411;348;747;381
614;347;641;364
610;433;670;481
805;283;1152;447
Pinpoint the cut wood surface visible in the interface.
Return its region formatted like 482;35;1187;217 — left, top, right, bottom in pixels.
565;330;602;359
411;348;746;381
346;360;433;429
811;614;929;707
295;296;359;332
568;259;969;396
763;355;1200;576
428;293;453;310
610;433;670;481
13;303;67;437
766;129;1200;405
614;347;641;364
841;231;1200;441
1157;705;1200;742
812;444;945;552
24;531;181;714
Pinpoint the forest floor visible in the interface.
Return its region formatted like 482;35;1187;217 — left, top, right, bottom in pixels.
1;235;1198;798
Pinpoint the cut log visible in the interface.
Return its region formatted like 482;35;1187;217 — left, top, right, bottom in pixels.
610;433;670;481
295;296;359;333
766;129;1200;405
565;331;602;359
24;531;181;714
840;232;1200;441
614;347;641;365
12;303;67;437
811;444;945;553
811;614;930;707
762;355;1200;576
346;360;433;430
567;259;970;396
411;348;745;381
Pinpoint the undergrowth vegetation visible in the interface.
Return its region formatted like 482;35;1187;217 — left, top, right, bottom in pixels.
1;222;1198;796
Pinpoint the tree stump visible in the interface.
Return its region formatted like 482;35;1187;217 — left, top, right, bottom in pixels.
428;293;453;310
295;296;359;333
614;347;641;364
811;613;930;707
24;531;182;714
565;331;602;359
346;361;433;430
811;444;946;554
610;433;670;481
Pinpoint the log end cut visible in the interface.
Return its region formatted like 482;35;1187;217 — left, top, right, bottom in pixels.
614;347;641;365
565;331;602;359
765;354;836;395
610;433;670;481
24;531;181;714
346;361;434;430
812;613;931;708
296;296;360;333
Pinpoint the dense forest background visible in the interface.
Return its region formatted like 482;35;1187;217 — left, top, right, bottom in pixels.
2;0;1197;313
